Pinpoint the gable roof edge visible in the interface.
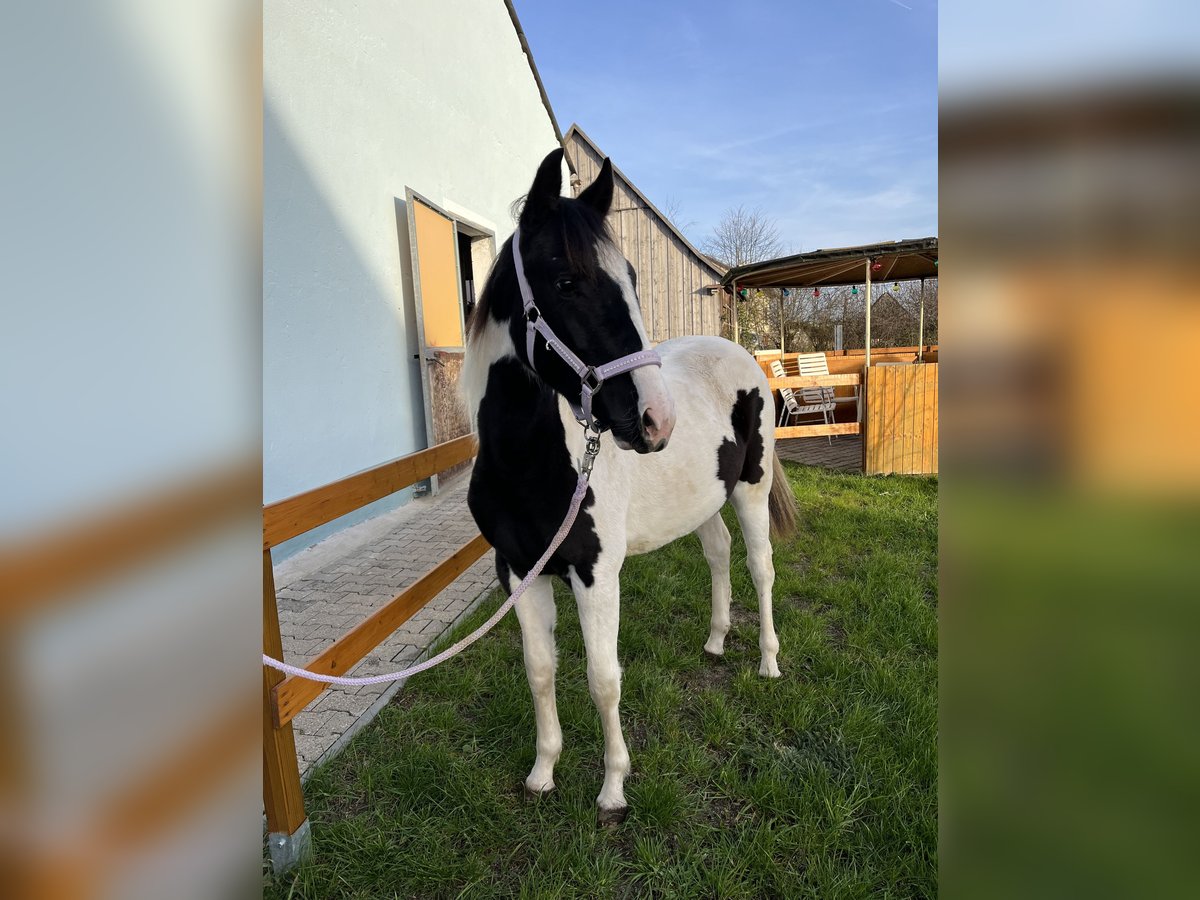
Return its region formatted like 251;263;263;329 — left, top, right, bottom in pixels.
503;0;574;174
565;124;725;277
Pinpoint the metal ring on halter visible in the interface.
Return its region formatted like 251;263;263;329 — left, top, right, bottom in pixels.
581;367;604;394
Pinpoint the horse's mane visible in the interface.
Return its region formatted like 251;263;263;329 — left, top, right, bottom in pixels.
468;196;614;341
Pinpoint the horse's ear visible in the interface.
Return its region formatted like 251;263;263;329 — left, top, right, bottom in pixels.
578;157;614;217
521;148;565;227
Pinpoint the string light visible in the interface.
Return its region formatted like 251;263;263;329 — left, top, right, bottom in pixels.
813;287;820;298
870;259;883;273
851;286;858;296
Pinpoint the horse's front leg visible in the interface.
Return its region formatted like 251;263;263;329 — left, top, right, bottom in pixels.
571;561;630;823
507;564;562;795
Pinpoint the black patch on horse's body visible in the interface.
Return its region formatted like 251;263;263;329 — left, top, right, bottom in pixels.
468;357;602;588
716;388;766;497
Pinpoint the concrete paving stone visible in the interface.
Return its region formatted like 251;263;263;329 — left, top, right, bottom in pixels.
309;624;345;640
308;695;347;717
293;732;326;763
285;638;323;658
391;646;420;664
294;711;330;737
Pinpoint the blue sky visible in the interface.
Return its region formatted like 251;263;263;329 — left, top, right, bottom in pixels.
517;0;937;253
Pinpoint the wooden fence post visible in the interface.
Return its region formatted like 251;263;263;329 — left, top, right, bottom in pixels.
262;549;310;872
861;365;870;474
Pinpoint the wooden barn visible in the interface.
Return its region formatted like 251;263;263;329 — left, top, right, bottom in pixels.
565;125;725;341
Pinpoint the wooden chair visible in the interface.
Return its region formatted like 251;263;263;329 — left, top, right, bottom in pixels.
793;352;861;428
770;359;835;443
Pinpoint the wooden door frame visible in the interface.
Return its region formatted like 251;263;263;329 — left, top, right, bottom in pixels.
404;189;496;494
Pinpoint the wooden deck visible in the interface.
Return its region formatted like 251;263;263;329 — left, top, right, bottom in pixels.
777;436;863;473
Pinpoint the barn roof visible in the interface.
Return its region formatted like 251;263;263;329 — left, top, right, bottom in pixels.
565;125;726;281
720;237;937;289
503;1;572;172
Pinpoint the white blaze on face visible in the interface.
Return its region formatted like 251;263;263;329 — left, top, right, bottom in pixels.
597;242;676;446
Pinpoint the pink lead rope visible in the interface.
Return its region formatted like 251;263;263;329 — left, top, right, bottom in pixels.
261;436;598;686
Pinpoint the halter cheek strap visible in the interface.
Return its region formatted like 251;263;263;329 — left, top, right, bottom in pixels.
511;227;662;432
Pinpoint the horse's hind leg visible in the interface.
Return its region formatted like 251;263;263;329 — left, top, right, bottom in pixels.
696;513;732;657
731;483;782;678
510;568;562;794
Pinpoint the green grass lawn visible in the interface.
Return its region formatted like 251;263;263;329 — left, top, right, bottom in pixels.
264;463;938;899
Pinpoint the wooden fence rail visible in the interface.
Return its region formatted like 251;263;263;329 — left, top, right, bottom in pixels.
263;434;487;869
765;372;863;439
263;433;478;549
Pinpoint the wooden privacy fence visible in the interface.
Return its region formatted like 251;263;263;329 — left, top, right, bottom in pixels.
864;363;939;474
262;433;488;860
762;351;939;475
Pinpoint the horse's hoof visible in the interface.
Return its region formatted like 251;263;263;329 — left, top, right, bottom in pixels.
597;805;628;827
703;648;724;661
524;781;555;799
759;662;782;678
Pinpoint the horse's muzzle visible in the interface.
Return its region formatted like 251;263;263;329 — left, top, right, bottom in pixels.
641;407;673;452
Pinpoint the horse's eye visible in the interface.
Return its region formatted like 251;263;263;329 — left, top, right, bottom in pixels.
555;277;577;296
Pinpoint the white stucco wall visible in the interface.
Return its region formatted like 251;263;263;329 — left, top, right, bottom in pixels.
264;0;561;555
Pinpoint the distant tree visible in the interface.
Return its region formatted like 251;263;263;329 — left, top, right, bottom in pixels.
702;205;786;268
705;207;789;349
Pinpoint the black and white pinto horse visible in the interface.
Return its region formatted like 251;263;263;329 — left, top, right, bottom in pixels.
464;149;796;823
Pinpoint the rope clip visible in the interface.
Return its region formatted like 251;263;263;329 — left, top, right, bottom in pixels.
581;429;601;478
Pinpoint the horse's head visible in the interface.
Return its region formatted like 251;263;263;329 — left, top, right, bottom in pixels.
510;148;675;453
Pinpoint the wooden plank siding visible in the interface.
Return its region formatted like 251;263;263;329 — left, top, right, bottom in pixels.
566;126;724;341
864;363;939;475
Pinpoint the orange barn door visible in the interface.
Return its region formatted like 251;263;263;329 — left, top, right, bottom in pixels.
406;191;472;493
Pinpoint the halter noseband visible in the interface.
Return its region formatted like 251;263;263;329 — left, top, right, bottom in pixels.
511;227;662;433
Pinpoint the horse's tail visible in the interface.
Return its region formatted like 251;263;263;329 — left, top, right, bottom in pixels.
768;453;797;540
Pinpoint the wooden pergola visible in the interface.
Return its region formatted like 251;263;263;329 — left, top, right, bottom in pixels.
721;237;938;366
721;238;939;474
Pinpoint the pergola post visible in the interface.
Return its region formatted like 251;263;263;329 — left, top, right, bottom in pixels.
779;291;785;355
862;258;872;473
732;283;740;346
864;258;872;369
918;277;925;362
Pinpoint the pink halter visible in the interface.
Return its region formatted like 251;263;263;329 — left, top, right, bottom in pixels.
511;227;662;433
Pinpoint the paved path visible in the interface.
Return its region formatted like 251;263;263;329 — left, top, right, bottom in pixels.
777;436;863;472
272;473;496;775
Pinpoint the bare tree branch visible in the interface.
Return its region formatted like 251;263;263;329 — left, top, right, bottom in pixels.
659;194;697;236
702;205;786;267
